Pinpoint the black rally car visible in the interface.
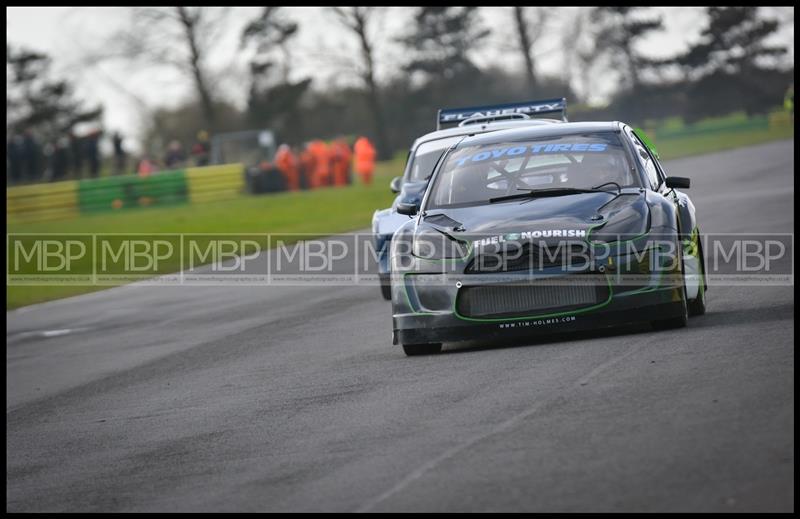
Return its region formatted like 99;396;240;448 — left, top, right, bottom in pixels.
390;121;707;355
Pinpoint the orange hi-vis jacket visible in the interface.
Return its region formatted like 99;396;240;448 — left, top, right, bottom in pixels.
354;137;377;183
275;145;300;191
330;140;352;186
299;147;316;189
308;140;331;188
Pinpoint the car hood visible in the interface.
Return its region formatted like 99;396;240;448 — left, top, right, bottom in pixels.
419;189;649;243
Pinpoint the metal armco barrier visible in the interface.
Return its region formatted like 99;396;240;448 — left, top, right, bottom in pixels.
7;163;244;224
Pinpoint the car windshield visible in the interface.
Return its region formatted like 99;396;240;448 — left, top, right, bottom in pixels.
426;132;637;209
406;135;466;182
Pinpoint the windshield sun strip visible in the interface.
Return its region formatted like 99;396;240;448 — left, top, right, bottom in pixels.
426;132;638;210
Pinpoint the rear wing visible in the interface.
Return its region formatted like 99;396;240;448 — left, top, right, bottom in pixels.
436;97;568;130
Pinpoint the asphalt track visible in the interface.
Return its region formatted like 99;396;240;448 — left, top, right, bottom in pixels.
6;140;794;512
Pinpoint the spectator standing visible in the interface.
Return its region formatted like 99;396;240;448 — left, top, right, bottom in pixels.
51;137;69;181
298;144;314;190
191;130;211;166
137;155;157;177
21;129;40;182
164;140;186;169
85;130;101;178
344;139;354;184
354;136;377;185
8;133;23;185
275;144;300;191
308;140;331;188
330;139;352;187
112;132;127;175
69;132;84;179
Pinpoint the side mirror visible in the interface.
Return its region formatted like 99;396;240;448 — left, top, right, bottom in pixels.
396;202;418;216
389;176;402;193
665;176;690;189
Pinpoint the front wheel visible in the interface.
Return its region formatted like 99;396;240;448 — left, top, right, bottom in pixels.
402;343;442;356
380;280;391;301
651;238;689;330
687;238;707;316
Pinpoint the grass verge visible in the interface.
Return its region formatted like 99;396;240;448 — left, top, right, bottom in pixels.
654;124;794;160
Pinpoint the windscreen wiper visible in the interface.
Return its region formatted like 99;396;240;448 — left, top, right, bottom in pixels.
489;187;616;204
591;181;622;194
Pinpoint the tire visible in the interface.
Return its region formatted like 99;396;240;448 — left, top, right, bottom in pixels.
402;343;442;356
651;238;689;331
379;275;391;301
688;238;707;316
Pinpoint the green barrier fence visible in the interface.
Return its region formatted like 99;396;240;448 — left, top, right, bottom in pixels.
78;169;189;213
7;163;243;223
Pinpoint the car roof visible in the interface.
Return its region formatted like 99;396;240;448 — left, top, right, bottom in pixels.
451;121;625;148
410;118;563;150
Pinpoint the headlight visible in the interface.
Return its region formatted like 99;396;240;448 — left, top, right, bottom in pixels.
412;230;470;260
408;273;456;312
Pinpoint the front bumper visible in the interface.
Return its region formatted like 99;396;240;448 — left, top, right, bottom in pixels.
393;285;684;345
392;233;686;345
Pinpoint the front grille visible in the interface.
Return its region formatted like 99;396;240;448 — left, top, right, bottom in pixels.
466;243;589;273
456;276;607;318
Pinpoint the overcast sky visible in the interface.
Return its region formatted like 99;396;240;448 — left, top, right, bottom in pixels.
7;6;795;153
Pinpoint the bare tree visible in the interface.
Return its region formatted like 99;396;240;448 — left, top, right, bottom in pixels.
330;7;390;158
175;7;218;129
102;7;232;131
240;7;312;143
561;9;596;103
560;10;578;89
240;6;299;84
7;45;103;140
590;7;665;93
513;7;549;93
